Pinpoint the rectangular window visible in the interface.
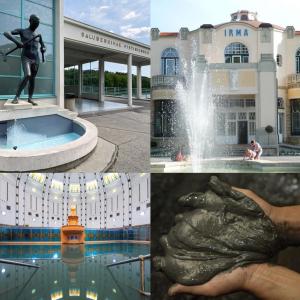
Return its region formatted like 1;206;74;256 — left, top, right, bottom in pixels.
245;99;255;107
291;99;300;135
243;56;249;63
232;56;241;63
227;112;236;120
227;122;236;136
225;56;231;63
0;0;55;99
154;100;177;137
249;122;256;136
276;54;282;67
238;112;247;120
216;113;226;136
249;112;256;120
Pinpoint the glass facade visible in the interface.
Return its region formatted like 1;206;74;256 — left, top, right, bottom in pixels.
0;0;55;99
82;61;99;94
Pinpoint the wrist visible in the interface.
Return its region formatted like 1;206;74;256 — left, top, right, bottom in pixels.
243;263;268;292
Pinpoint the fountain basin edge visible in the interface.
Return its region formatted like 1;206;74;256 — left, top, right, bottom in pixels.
0;117;98;171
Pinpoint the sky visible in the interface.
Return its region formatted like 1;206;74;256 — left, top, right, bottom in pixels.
151;0;300;32
64;0;150;75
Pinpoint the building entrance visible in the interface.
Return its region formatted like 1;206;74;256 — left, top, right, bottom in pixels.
238;121;248;144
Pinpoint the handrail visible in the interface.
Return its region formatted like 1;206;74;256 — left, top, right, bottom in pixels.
0;259;40;268
107;254;151;296
106;254;150;267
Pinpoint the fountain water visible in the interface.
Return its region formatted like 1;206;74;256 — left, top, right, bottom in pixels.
176;39;215;172
6;119;47;149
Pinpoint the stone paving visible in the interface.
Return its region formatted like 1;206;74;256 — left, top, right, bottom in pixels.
70;98;150;172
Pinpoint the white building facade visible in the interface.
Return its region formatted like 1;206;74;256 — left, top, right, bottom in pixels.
151;10;300;154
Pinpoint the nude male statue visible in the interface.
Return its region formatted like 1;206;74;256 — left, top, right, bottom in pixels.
4;14;46;106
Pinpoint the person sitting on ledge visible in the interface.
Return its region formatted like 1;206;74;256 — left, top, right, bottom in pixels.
4;14;46;106
243;148;256;160
250;139;263;160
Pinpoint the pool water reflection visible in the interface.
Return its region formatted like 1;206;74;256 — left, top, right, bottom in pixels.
0;243;150;300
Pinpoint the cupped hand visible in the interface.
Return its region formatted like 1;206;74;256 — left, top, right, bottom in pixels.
168;264;257;297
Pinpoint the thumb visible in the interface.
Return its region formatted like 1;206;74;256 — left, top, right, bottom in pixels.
168;283;204;296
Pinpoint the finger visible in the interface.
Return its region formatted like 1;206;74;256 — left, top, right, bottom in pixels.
232;187;272;217
153;256;165;271
178;190;224;209
209;176;245;200
178;192;206;207
175;213;184;223
168;283;211;296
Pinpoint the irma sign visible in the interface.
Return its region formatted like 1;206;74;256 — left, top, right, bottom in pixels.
224;28;249;37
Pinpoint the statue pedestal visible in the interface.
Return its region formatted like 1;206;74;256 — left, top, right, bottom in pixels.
4;100;33;110
61;225;85;244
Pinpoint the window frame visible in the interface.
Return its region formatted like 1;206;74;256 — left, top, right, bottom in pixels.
161;48;179;76
224;42;249;64
291;99;300;135
296;49;300;74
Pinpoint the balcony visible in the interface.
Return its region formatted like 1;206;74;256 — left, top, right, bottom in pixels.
151;75;184;89
287;74;300;88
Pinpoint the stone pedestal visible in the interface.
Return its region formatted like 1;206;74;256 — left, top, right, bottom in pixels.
4;100;33;110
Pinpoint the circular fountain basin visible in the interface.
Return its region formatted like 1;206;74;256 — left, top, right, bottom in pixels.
0;114;98;171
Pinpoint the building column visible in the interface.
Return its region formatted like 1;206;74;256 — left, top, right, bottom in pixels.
257;54;278;150
137;65;142;99
55;0;64;108
78;63;82;98
98;59;105;102
127;54;132;106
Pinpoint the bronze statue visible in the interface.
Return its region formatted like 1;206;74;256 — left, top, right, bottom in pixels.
4;14;46;106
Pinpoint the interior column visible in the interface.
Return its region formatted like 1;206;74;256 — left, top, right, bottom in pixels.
98;60;105;102
127;54;132;106
137;65;142;99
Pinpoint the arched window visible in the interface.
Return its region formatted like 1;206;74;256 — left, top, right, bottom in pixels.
161;48;179;75
296;48;300;73
225;43;249;63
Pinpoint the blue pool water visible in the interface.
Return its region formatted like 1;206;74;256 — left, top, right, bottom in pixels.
0;115;84;151
0;243;150;300
0;132;80;150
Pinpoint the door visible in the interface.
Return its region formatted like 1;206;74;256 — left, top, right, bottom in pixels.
232;55;241;63
165;58;176;75
238;121;248;144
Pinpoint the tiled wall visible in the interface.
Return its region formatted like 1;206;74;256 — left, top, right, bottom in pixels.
0;225;150;242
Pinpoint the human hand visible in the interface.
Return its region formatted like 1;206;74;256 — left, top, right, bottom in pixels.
16;41;23;48
168;264;254;297
154;176;281;286
169;263;300;300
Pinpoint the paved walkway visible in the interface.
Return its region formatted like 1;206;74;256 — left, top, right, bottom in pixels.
70;99;150;172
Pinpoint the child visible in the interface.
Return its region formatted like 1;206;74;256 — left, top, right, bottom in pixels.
243;148;256;160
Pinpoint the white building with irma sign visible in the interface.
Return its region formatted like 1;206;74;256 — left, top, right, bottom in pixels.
151;10;300;155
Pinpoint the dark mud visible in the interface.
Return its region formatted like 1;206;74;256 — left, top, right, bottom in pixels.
151;174;300;300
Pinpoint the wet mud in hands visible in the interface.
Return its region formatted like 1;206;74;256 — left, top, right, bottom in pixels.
153;176;282;286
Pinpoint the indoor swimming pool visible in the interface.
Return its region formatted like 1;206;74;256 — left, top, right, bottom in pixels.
0;243;150;300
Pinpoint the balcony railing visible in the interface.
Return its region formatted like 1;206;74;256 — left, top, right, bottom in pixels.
288;74;300;88
151;75;184;88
